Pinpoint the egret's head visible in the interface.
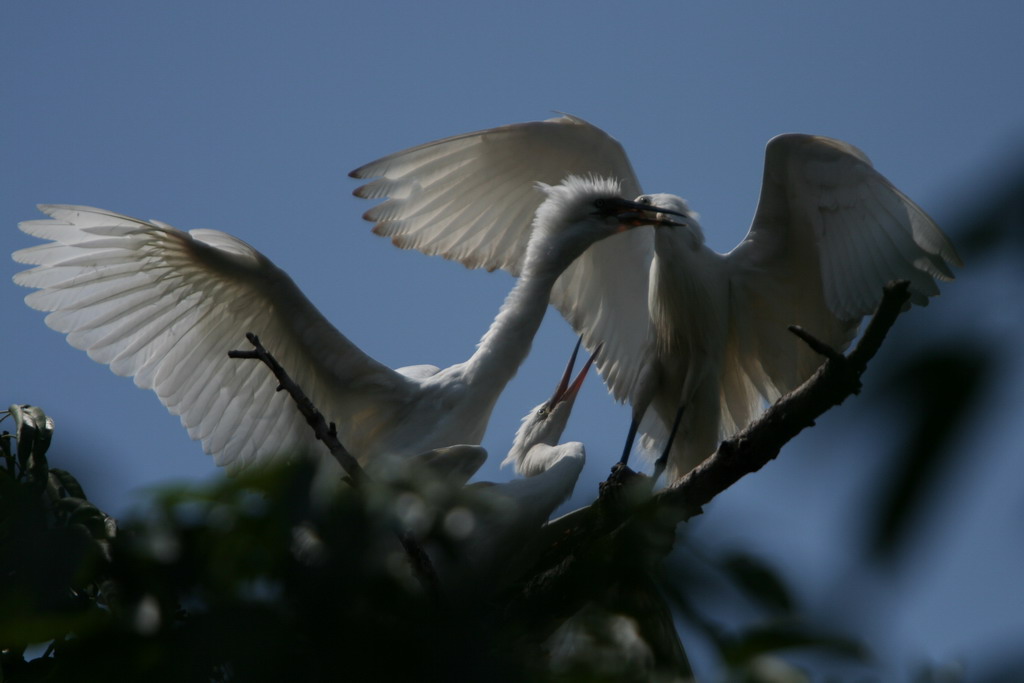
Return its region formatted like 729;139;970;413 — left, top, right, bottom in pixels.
502;340;599;477
635;192;705;246
527;176;687;271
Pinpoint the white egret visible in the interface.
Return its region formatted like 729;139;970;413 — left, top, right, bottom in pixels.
503;338;597;476
400;338;595;483
427;343;599;594
12;177;681;477
351;115;962;482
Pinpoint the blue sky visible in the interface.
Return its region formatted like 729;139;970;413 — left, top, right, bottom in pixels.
4;1;1023;678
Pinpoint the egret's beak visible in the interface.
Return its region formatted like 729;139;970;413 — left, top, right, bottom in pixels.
604;197;688;228
546;338;601;411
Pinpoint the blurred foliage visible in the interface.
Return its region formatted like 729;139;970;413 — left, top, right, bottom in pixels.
863;160;1024;566
0;405;115;680
0;405;872;682
660;543;868;682
869;344;992;562
949;164;1024;259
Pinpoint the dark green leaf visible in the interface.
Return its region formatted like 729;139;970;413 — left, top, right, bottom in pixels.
722;553;794;614
10;404;54;484
720;622;868;667
869;344;992;562
50;468;87;500
1;430;13;466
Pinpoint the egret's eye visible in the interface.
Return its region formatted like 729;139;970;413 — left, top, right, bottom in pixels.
592;198;612;212
637;195;652;205
537;407;549;419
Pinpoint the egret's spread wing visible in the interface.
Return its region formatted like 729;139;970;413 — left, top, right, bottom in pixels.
723;134;962;413
352;114;654;402
351;114;643;273
14;205;415;472
547;231;655;403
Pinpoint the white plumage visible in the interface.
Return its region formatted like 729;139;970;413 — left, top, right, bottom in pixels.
351;115;962;482
12;178;678;477
503;338;596;477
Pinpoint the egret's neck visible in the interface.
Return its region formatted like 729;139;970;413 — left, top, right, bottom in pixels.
462;228;585;395
463;256;561;389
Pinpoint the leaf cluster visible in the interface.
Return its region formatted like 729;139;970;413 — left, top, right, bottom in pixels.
0;404;874;683
1;405;116;681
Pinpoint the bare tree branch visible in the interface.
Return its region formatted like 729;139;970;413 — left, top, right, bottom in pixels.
228;332;368;488
657;279;912;518
228;332;440;596
502;281;913;635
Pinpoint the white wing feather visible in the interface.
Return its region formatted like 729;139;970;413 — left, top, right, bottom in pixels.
13;205;417;473
351;114;654;401
723;134;962;404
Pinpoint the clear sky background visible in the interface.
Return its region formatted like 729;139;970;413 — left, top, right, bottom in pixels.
3;2;1023;679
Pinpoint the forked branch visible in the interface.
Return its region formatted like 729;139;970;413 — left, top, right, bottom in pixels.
655;279;912;518
228;333;439;595
228;332;368;488
504;281;913;632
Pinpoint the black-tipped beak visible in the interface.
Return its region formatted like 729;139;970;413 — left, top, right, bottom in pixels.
599;197;688;228
546;338;601;410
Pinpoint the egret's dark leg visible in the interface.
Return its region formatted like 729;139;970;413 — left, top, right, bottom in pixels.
619;365;656;468
651;402;686;483
617;412;642;467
